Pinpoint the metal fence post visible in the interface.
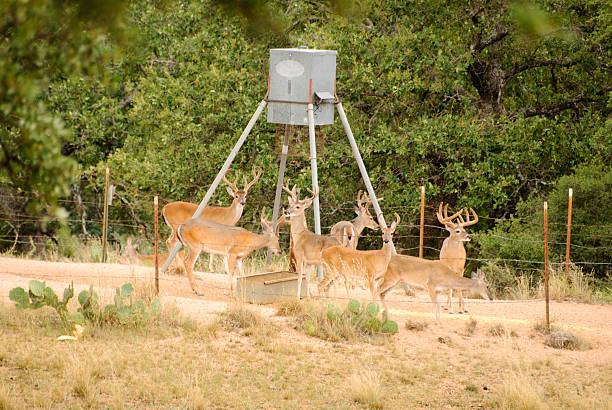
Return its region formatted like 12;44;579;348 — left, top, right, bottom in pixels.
154;195;159;295
565;188;573;280
544;201;550;333
102;166;110;263
419;186;425;258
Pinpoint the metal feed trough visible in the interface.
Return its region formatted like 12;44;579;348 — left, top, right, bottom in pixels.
236;271;307;304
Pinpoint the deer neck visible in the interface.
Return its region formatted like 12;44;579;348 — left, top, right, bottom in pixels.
289;213;308;238
441;236;466;258
352;215;367;237
226;199;244;225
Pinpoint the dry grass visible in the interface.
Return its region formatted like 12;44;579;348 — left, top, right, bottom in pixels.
347;369;385;409
488;370;550;409
545;331;591;351
464;317;477;336
404;319;428;332
489;323;518;338
1;299;610;409
537;266;595;303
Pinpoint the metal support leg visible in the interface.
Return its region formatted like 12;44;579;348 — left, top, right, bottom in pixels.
267;125;290;264
307;103;323;283
336;102;396;255
161;99;268;273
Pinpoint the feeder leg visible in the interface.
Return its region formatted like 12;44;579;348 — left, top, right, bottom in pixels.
307;103;324;282
268;124;291;265
161;99;267;272
336;102;396;254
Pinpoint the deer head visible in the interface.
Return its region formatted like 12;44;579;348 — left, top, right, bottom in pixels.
378;212;400;244
282;181;317;218
470;271;492;300
223;166;262;206
436;202;478;242
260;207;281;255
354;190;379;230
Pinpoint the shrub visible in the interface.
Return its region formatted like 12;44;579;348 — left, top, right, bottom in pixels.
545;331;590;351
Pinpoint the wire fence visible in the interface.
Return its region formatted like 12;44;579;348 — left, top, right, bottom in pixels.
1;187;612;280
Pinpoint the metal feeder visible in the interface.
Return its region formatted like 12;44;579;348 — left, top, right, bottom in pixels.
235;271;307;304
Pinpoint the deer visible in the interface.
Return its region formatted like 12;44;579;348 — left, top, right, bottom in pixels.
122;237;187;274
177;208;281;295
436;202;479;314
162;166;262;273
376;254;492;323
320;213;400;299
282;182;341;299
329;190;379;248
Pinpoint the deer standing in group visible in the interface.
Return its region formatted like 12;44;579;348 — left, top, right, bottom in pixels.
162;166;262;272
321;213;400;299
177;208;281;295
282;183;341;299
329;190;379;248
123;237;187;274
436;202;479;314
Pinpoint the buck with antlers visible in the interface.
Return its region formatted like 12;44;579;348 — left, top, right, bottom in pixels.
177;208;281;295
282;182;341;299
330;190;379;248
321;213;400;299
436;202;479;314
377;254;491;323
123;237;187;274
162;166;262;272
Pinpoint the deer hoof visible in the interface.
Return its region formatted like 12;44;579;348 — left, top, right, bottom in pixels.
443;307;449;311
458;311;463;315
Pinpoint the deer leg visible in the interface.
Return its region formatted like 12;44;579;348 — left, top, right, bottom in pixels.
445;289;454;313
457;290;468;313
428;287;442;323
185;246;203;296
305;264;312;298
296;255;304;299
226;255;236;294
208;254;215;272
377;278;399;313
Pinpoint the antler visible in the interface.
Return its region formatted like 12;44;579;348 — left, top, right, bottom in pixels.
222;169;239;192
243;166;262;192
306;186;318;201
260;207;272;230
282;179;299;201
457;207;479;227
436;202;463;228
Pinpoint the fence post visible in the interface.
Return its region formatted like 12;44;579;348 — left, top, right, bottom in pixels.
101;166;110;263
419;186;425;258
154;195;159;296
565;188;573;280
544;201;550;333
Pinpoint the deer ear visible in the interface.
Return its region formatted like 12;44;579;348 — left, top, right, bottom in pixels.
226;186;235;197
471;271;477;280
354;207;360;215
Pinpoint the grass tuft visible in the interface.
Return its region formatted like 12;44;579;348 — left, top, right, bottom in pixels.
545;330;590;351
489;323;518;338
347;369;384;409
464;317;477;336
404;319;428;332
488;370;550;410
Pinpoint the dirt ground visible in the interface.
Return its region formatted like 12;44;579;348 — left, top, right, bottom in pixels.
1;254;611;369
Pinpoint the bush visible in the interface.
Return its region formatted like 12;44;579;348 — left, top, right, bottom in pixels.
545;331;590;350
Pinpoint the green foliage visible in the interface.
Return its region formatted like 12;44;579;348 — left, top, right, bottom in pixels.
9;280;76;327
476;164;612;279
9;281;161;329
325;300;398;335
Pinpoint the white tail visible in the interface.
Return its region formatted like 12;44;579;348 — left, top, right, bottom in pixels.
436;202;479;314
329;190;379;248
162;166;262;272
177;207;280;295
321;213;400;299
282;181;341;298
377;255;491;322
123;237;186;274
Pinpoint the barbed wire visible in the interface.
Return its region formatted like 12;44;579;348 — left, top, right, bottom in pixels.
3;190;612;230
